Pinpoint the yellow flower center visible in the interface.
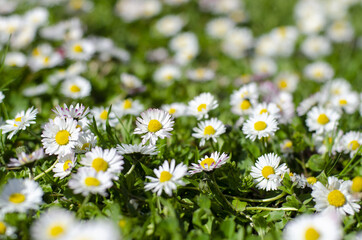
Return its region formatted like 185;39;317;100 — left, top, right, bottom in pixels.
284;141;293;149
278;80;287;89
63;160;73;171
327;190;346;207
307;177;317;185
15;117;22;122
339;99;347;105
197;103;207;112
43;56;50;64
196;69;205;78
73;44;83;53
259;108;268;114
348;140;359;151
148;119;162;132
119;219;126;228
165;74;173;81
99;110;108;120
169;108;176;114
200;158;216;169
55;130;70;146
240;99;251;110
305;227;320;240
8;193;26;204
49;225;64;237
70;0;84;10
69;84;81;93
261;166;275;179
92;158;108;172
351;176;362;193
204;125;216;135
32;48;40;56
0;221;6;235
317;114;329;125
313;70;323;78
84;177;100;187
123;99;132;109
254;121;267;131
159;171;172;183
81;143;90;151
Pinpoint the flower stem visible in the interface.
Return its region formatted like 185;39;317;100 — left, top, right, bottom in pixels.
33;159;59;181
77;195;91;217
245;206;298;211
226;192;286;203
210;172;235;212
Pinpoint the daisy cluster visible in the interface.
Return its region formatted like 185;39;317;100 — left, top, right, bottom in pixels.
0;0;361;239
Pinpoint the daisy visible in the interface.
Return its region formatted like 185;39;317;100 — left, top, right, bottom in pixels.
66;219;120;240
8;148;44;167
155;15;184;37
339;131;361;157
312;176;360;215
41;117;80;157
120;73;144;91
169;32;198;54
274;72;299;92
187;68;215;82
52;103;89;120
192;118;226;147
250;153;288;191
116;143;159;155
144;159;187;196
153;64;181;86
68;167;113;196
0;106;38;139
61;76;92;99
331;92;359;114
242;113;279;141
297;93;320;116
189;152;229;175
22;84;49;97
327;20;354;43
306;106;340;134
5;52;27;67
65;39;95;61
134;109;174;145
113;98;144;118
0;217;16;239
301;35;331;59
306;176;318;188
91;107;118;130
280;139;293;154
53;153;76;179
221;28;253;59
251;57;277;76
161;103;187;118
351;176;362;194
206;17;235;39
0;178;43;214
230;83;259;106
304;62;334;82
80;147;124;179
283;211;342;240
251;102;280;119
187;93;218;120
31;208;76;240
75;131;97;153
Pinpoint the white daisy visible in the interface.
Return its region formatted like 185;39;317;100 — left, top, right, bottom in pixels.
274;72;299;92
161;103;187;118
144;159;187;196
187;68;215;82
65;39;95;61
192;118;226;147
304;61;334;82
80;147;124;179
230;82;259;106
327;20;354;43
250;153;288;191
331;92;359;114
280;139;293;154
0;217;16;238
61;76;92;99
251;102;280;119
206;17;235;39
116;143;159;155
272;92;295;124
339;131;361;157
120;73;144;91
41;117;80;157
221;28;253;59
189;152;229;175
187;92;218;120
251;57;277;76
91;107;118;130
5;52;27;67
52;103;89;120
53;153;76;179
306;106;340;134
297;93;320;116
113;98;144;118
0;178;43;214
283;211;343;240
8;148;44;167
23;84;49;97
75;131;97;153
301;35;331;59
134;109;174;145
312;176;360;215
242;113;279;141
155;15;184;37
66;219;120;240
0;106;38;139
153;64;181;86
351;176;362;194
31;208;76;240
68;167;113;196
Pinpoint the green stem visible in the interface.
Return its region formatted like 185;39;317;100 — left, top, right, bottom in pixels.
339;147;362;176
210;172;235;212
245;207;298;211
33;159;59;181
226;192;286;203
77;195;91;217
124;163;136;177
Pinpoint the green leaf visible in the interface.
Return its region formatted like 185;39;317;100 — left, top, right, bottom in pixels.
307;154;326;172
232;199;247;212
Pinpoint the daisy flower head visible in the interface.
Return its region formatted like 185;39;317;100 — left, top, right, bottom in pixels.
189;152;229;175
306;106;340;134
312;176;360;216
134;108;174;145
351;176;362;194
75;131;97;153
61;76;92;99
242;113;279;142
5;52;27;67
251;102;280;119
52;103;89;120
192;118;226;147
155;15;184;37
120;73;144;91
31;207;76;240
250;153;288;191
0;217;16;239
80;147;124;179
304;61;334;82
161;102;187;118
301;35;332;59
331;92;359;114
53;153;76;179
280;139;293;154
327;20;354;43
153;64;181;86
221;28;253;59
144;159;187;196
251;57;277;76
187;92;218;120
8;148;45;167
41;117;80;157
91;106;118;130
339;131;361;157
274;72;299;93
0;178;43;214
116;143;159;156
283;211;342;240
187;68;215;82
66;39;95;61
0;106;38;139
113;98;144;118
272;91;295;124
66;219;120;240
68;167;113;197
230;82;259;106
206;17;235;39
